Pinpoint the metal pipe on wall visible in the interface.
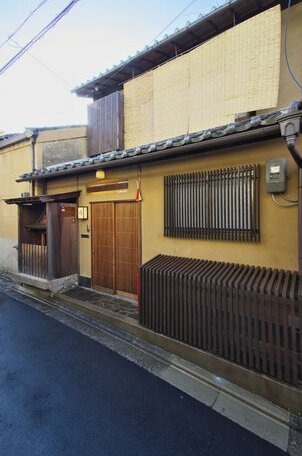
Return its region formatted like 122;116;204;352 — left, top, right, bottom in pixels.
279;108;302;283
299;168;302;275
31;133;37;196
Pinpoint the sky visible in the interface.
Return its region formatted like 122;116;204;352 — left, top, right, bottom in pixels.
0;0;222;133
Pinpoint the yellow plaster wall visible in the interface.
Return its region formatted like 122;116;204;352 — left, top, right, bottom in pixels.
34;126;87;169
36;126;86;144
0;127;87;272
46;167;138;278
141;138;299;271
47;138;299;278
0;141;32;240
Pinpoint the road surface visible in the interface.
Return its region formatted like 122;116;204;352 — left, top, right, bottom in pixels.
0;292;287;455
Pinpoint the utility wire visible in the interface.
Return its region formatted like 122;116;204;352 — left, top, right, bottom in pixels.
91;0;301;95
272;193;298;207
94;0;200;89
0;0;49;51
9;38;71;86
0;0;81;77
284;0;302;91
279;193;298;203
152;0;199;42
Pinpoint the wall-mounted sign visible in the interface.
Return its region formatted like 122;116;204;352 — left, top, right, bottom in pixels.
78;206;88;220
86;179;128;193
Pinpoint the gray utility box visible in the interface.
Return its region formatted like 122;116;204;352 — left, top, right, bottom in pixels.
265;158;287;193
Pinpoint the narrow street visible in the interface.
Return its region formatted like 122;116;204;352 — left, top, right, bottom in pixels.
0;291;286;456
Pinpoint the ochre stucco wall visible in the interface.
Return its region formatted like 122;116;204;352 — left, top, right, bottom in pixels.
0;140;32;271
0;127;88;272
34;126;87;169
47;137;300;279
0;141;32;239
141;138;299;271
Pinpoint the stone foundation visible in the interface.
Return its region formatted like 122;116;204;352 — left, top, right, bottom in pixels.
11;272;78;294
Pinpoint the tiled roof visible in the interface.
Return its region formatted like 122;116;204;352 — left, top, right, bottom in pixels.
0;133;17;142
18;106;299;182
73;0;302;98
26;124;86;132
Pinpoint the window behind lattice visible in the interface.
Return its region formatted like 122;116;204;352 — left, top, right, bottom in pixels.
164;165;260;242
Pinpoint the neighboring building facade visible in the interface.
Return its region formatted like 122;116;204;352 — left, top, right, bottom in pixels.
6;0;302;396
0;126;87;274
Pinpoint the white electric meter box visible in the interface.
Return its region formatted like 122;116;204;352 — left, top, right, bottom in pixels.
265;158;287;193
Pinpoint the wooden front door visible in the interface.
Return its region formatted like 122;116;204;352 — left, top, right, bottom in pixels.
91;201;140;297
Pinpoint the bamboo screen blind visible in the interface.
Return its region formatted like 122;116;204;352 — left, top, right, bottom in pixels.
124;72;154;148
164;165;260;242
153;55;190;140
124;6;281;148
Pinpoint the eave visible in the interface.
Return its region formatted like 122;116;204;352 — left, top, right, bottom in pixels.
17;125;280;182
4;191;81;205
73;0;302;99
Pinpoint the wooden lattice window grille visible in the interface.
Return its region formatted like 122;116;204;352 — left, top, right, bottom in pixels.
164;164;260;242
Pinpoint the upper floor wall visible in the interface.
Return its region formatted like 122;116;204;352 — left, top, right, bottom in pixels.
124;5;281;148
35;126;87;169
87;3;302;154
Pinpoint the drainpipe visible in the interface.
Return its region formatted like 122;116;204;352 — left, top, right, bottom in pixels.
279;105;302;286
31;132;37;196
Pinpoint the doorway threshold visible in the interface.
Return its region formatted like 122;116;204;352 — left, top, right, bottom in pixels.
62;286;139;321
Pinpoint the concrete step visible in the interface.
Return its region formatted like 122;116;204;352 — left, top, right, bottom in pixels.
7;282;302;454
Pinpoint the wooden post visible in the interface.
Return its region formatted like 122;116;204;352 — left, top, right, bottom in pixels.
299;169;302;280
47;202;61;280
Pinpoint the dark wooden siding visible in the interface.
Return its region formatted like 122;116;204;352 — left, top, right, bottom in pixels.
140;255;302;387
47;203;78;279
87;91;124;156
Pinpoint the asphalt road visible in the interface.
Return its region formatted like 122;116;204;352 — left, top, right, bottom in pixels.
0;292;287;456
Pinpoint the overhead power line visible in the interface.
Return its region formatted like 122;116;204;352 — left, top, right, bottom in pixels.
9;38;71;86
0;0;81;77
152;0;199;42
95;0;200;90
0;0;49;51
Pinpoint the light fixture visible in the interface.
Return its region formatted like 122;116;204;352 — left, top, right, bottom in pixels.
96;170;105;179
78;206;88;220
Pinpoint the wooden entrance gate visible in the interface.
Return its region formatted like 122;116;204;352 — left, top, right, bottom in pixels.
91;202;140;297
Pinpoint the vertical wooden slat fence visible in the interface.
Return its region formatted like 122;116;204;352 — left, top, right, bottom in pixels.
21;243;48;279
140;255;302;386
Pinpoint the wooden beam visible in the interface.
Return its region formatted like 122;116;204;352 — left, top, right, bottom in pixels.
140;57;157;66
229;6;240;25
188;30;201;42
154;49;170;59
170;41;185;53
207;19;220;32
254;0;263;10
